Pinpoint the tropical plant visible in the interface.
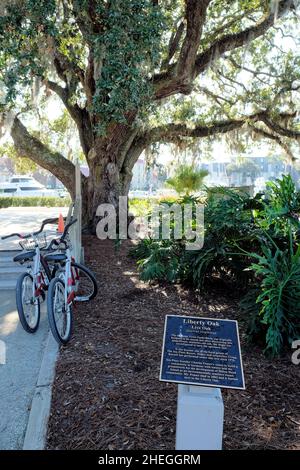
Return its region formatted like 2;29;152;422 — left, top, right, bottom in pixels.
255;174;300;236
132;175;300;356
245;228;300;356
133;239;183;283
167;165;209;195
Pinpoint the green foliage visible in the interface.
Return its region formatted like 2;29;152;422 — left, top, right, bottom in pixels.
0;196;71;208
167;165;209;195
0;0;165;132
257;174;300;235
246;234;300;356
132;176;300;356
129;195;182;217
80;0;165;134
0;143;37;173
129;197;154;217
134;239;182;283
185;187;257;290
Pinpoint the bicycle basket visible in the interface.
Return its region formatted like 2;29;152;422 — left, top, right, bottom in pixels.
19;233;48;251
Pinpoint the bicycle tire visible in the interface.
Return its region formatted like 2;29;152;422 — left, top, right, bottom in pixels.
16;272;40;333
71;262;98;302
47;277;73;345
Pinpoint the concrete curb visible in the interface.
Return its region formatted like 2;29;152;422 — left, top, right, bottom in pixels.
23;332;59;450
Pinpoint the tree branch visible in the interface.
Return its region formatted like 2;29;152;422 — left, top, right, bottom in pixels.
250;125;295;161
139;110;300;148
161;20;185;69
11;116;78;197
227;55;283;80
194;0;294;76
196;85;235;106
176;0;212;79
153;0;294;99
46;80;94;157
260;114;300;140
141;118;247;145
47;36;85;89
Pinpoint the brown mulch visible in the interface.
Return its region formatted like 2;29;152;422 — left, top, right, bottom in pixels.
47;237;300;450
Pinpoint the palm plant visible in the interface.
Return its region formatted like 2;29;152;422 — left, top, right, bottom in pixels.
167;164;208;195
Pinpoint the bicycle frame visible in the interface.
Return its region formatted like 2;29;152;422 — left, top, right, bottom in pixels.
56;247;79;309
3;216;79;311
26;238;52;301
64;248;79;307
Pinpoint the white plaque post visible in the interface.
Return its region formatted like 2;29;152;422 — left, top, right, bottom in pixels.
176;384;224;450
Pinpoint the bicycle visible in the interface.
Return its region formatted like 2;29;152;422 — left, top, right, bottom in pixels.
2;218;98;342
46;218;98;345
1;218;60;333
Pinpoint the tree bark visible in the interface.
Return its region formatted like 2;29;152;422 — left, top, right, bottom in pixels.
81;121;145;231
11;116;77;197
11;115;145;232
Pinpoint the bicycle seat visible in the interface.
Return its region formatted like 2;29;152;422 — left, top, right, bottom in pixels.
13;251;35;263
43;253;67;263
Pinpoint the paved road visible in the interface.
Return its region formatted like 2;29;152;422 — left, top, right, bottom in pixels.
0;206;68;250
0;206;68;449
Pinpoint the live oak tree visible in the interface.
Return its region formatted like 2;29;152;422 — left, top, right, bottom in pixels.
0;0;299;229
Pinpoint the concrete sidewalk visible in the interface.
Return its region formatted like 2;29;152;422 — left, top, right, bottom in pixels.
0;292;48;449
0;205;68;449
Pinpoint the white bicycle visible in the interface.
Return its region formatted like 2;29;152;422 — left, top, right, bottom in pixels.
46;218;98;345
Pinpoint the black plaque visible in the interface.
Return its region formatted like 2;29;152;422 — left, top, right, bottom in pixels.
160;315;245;389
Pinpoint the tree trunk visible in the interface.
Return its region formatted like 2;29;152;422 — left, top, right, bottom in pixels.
81;126;143;232
82;158;132;232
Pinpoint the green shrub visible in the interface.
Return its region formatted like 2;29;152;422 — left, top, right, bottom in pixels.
129;196;179;217
0;196;71;208
135;239;183;283
131;176;300;356
242;228;300;356
129;198;154;217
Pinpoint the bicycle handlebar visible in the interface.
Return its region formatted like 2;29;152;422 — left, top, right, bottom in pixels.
46;218;78;251
1;217;60;241
60;218;77;241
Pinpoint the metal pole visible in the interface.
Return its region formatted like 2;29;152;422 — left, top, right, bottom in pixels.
75;160;82;262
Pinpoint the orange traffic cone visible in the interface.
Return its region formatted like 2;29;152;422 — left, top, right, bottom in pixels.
57;213;65;234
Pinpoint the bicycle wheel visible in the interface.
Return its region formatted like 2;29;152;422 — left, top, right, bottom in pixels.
71;262;98;302
47;277;73;345
16;272;40;333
